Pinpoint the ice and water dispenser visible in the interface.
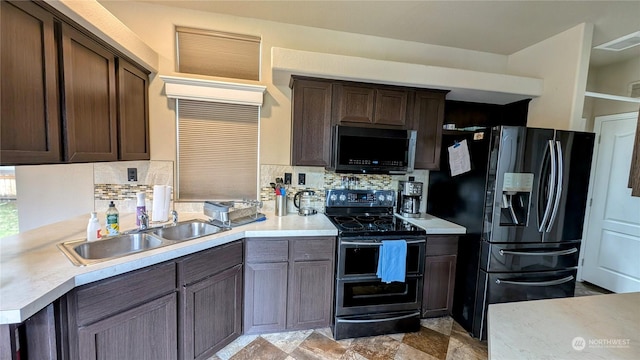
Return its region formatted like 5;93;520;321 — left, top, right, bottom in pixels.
499;173;533;226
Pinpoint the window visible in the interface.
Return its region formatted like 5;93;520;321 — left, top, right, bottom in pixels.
176;27;261;80
176;100;259;200
0;166;18;238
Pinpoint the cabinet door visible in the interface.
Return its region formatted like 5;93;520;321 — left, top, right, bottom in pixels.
60;23;118;162
0;0;61;164
243;262;288;334
78;293;178;360
332;84;375;125
291;78;333;166
422;255;457;318
287;260;334;330
117;59;150;160
412;90;447;169
373;89;408;127
182;264;242;360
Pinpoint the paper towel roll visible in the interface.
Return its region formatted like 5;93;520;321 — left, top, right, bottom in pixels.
164;186;172;219
152;185;167;222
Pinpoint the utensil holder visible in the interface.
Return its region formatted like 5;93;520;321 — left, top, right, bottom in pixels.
275;195;286;216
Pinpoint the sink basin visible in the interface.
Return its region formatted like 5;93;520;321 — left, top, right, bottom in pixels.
152;220;224;241
74;233;164;260
58;219;228;266
59;233;166;266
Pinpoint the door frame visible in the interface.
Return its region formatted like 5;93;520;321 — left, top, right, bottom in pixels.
577;111;639;281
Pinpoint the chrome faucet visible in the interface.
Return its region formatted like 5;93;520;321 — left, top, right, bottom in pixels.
171;210;178;225
138;210;149;230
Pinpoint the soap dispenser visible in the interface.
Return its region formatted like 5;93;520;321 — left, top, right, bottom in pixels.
105;201;119;236
86;212;102;241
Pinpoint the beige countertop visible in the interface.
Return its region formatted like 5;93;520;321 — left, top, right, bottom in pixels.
0;211;466;324
488;292;640;360
396;213;467;235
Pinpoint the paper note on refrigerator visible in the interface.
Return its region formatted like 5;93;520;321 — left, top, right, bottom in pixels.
448;139;471;176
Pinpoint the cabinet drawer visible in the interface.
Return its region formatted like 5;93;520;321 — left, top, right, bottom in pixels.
292;237;335;261
245;239;288;263
74;261;176;326
178;240;243;285
426;236;459;256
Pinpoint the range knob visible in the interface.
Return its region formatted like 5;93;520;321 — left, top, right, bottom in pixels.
386;195;394;203
339;194;347;202
330;194;338;201
378;194;385;203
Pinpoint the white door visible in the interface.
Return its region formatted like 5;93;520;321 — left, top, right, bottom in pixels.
580;112;640;293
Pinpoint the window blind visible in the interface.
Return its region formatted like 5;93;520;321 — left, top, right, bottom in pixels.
176;27;260;80
177;99;258;200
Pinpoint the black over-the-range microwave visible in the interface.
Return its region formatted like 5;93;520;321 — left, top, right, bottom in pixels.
329;125;417;174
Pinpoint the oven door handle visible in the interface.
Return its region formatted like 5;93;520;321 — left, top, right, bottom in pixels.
341;240;426;246
498;248;578;257
335;311;420;324
495;275;574;287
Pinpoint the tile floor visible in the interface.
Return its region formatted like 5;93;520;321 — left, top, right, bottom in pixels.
211;281;610;360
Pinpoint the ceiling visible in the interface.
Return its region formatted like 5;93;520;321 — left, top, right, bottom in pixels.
136;0;640;68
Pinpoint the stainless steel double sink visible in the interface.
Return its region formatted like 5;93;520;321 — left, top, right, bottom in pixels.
58;219;227;266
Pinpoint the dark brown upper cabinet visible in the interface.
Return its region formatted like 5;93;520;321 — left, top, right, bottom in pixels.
411;90;447;170
332;83;409;128
61;23;118;163
290;76;448;169
290;77;333;167
0;0;150;166
117;59;150;160
0;0;61;164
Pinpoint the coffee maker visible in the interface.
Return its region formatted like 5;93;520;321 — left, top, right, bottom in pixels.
397;180;423;218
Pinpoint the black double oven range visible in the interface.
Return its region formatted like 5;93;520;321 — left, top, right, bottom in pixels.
324;189;426;340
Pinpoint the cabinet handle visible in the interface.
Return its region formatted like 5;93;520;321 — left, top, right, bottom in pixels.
498;247;577;256
335;311;420;324
495;275;574;287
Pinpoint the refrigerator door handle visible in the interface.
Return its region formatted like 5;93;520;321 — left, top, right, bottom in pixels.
498;247;578;256
538;140;557;232
546;140;564;232
495;275;574;287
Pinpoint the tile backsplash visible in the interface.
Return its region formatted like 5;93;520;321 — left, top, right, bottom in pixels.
260;164;429;214
92;161;429;217
93;160;174;213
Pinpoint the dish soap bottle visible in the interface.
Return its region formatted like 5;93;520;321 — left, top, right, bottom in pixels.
106;201;119;236
136;192;146;226
86;212;102;241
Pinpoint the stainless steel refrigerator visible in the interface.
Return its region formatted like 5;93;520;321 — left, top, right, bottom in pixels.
427;126;595;340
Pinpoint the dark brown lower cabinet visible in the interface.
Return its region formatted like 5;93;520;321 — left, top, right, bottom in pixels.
77;293;178;360
287;260;334;330
181;264;243;360
244;262;289;334
244;237;335;334
422;236;459;318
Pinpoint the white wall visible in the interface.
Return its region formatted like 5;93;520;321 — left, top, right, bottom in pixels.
15;164;94;232
100;0;511;166
507;23;594;131
585;57;640;130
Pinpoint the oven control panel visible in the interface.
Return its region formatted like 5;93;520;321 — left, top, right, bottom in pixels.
326;189;394;207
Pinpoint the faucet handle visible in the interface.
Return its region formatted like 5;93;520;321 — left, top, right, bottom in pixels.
171;210;178;224
138;211;149;230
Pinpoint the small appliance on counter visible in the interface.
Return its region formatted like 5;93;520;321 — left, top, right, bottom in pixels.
397;180;423;218
293;190;318;216
204;200;265;227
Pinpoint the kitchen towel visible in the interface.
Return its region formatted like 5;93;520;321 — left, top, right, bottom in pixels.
152;185;167;222
376;240;407;283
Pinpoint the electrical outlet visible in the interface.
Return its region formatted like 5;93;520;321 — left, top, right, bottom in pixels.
127;168;137;182
298;173;306;185
284;173;292;185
